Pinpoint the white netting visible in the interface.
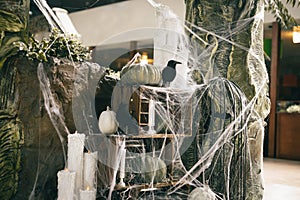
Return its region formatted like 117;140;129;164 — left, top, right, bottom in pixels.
30;0;270;199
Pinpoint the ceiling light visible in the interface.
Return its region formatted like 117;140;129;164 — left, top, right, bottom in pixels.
292;26;300;43
141;52;149;65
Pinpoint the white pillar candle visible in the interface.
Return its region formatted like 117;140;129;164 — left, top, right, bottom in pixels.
83;151;98;189
67;132;85;196
148;99;156;134
57;168;76;200
148;99;155;127
79;187;96;200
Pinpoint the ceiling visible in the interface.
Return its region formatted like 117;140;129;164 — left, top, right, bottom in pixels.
30;0;128;16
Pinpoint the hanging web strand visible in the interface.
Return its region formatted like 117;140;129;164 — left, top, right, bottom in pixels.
33;0;67;33
37;63;69;163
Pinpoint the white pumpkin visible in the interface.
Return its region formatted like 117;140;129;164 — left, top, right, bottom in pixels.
98;106;119;135
188;186;216;200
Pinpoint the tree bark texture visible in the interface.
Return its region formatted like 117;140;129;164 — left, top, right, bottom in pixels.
0;0;30;68
184;0;269;199
0;56;115;199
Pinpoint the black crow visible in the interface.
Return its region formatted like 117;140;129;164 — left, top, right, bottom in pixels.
161;60;182;87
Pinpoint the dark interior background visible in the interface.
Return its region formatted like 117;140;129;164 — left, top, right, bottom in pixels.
30;0;128;16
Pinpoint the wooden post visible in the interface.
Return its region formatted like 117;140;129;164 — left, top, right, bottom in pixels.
129;41;138;59
268;22;281;157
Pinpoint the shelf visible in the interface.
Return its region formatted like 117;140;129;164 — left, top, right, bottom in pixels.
107;133;189;193
140;112;149;114
139;123;148;126
108;133;191;139
128;85;193;135
114;180;180;191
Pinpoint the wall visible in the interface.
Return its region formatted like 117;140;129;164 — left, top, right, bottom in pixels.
69;0;186;47
69;0;300;47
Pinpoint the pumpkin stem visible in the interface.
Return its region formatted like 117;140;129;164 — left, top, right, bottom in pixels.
106;106;110;110
128;52;142;66
135;53;142;63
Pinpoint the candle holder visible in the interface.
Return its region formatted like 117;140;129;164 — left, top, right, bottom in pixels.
116;178;126;188
116;141;126;188
147;125;156;134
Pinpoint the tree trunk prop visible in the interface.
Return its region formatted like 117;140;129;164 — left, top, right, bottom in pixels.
0;0;30;69
183;0;269;199
0;6;30;198
0;56;110;199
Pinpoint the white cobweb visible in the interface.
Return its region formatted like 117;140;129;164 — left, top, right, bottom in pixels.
33;0;269;199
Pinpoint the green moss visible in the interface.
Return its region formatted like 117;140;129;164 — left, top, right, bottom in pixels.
0;108;23;199
0;0;29;69
18;29;91;63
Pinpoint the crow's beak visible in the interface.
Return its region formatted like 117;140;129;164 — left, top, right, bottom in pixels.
175;61;182;65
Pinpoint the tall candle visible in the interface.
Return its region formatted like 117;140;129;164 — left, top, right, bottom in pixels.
57;168;76;200
83;151;98;189
67;132;85;196
148;99;156;134
148;99;155;127
79;187;96;200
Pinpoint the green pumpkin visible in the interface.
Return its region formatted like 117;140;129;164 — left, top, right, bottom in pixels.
120;63;162;85
126;155;167;183
142;156;167;183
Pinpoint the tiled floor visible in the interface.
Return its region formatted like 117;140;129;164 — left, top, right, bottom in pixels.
263;158;300;200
